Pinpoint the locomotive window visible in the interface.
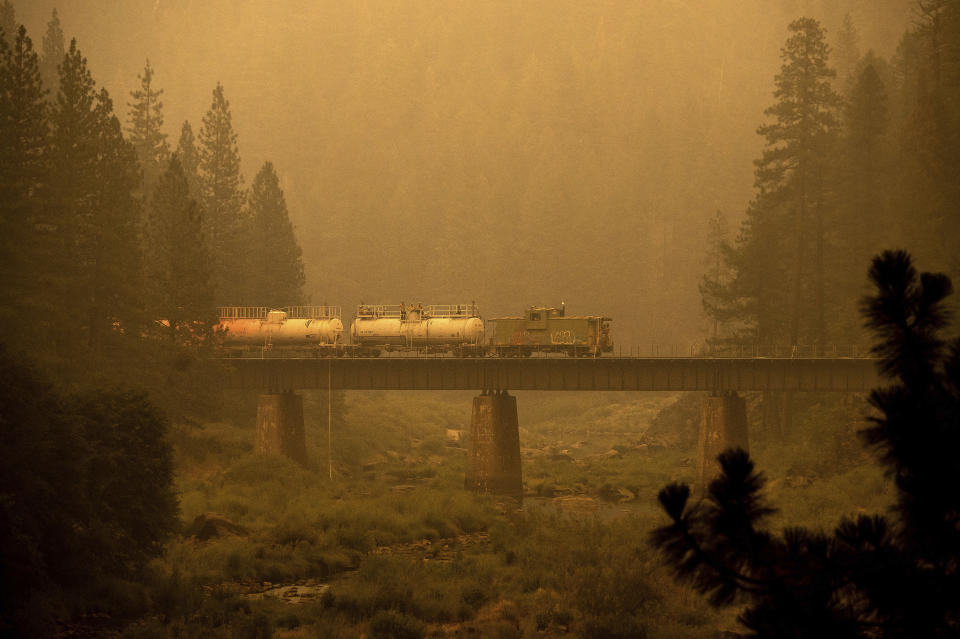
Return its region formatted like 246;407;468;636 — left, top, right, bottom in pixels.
530;312;541;321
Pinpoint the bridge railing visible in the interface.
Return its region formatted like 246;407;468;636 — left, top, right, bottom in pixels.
614;343;871;358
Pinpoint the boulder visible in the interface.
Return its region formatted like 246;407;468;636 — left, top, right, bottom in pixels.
185;512;248;541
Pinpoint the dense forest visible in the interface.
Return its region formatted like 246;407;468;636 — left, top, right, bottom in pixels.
1;0;959;637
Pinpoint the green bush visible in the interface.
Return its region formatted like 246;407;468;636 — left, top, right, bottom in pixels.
0;350;179;632
235;612;272;639
145;566;201;623
369;610;425;639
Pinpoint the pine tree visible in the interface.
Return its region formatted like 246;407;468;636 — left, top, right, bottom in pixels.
197;82;245;304
46;38;99;356
47;39;142;357
88;88;143;352
144;156;214;340
833;13;860;90
844;59;890;196
724;18;841;347
127;58;168;195
38;7;63;98
653;250;960;638
175;119;200;197
726;195;793;344
246;161;305;306
699;210;740;347
832;56;892;342
0;26;48;343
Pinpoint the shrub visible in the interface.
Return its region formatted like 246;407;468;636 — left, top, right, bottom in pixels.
0;350;178;631
369;610;425;639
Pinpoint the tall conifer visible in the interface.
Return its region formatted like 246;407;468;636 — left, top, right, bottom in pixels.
0;26;47;345
197;82;245;304
127;59;168;195
47;39;142;356
91;86;144;347
719;18;840;347
246;161;305;306
833;58;892;342
38;8;63;98
833;14;860;90
144;156;213;339
175;120;200;197
699;210;739;344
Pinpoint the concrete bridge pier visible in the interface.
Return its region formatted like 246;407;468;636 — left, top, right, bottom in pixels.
696;391;749;493
255;391;308;466
465;390;523;499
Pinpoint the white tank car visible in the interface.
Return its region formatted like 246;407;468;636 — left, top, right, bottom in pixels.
350;304;483;350
217;307;343;349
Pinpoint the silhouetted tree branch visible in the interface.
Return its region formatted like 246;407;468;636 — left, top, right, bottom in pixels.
652;250;960;638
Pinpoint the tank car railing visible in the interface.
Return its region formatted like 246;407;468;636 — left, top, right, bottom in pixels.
425;303;479;317
218;306;272;320
356;304;405;319
284;305;341;319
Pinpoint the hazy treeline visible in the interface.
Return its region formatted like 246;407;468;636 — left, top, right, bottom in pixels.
11;0;913;345
703;5;960;349
0;2;305;383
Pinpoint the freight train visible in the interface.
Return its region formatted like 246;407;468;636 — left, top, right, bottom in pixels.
215;302;612;357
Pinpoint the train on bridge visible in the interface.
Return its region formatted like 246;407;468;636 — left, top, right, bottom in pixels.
216;303;613;358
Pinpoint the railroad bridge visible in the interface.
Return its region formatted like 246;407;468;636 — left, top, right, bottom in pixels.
223;356;880;495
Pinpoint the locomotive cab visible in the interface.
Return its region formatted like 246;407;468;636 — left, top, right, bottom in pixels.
525;305;565;329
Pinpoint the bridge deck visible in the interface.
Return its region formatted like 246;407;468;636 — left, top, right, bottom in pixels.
221;357;881;392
